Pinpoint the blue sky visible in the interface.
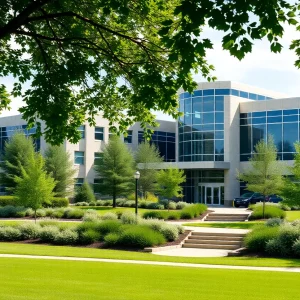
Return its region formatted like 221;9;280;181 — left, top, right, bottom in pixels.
1;23;300;121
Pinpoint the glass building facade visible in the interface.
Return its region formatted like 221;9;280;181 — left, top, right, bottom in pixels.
240;109;300;161
138;130;176;162
0;125;40;154
178;88;274;162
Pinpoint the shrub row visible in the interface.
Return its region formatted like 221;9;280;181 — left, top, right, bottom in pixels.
249;204;286;220
74;199;188;210
0;213;183;249
244;220;300;257
142;204;207;220
0;196;68;208
0;205;84;219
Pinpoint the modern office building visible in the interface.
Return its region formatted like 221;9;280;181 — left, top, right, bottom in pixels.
1;81;299;206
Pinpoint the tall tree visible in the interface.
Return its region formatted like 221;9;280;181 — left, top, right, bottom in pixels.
94;136;134;207
156;168;186;209
14;152;55;222
280;142;300;206
0;1;298;144
0;132;35;193
238;136;284;218
44;145;76;197
74;181;96;203
135;142;163;199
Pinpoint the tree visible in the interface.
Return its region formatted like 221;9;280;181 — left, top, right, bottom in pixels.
156;168;186;210
74;181;96;203
0;132;35;193
238;136;284;218
44;145;76;197
280;142;300;206
95;136;134;207
135;142;163;199
0;1;298;144
14;152;55;222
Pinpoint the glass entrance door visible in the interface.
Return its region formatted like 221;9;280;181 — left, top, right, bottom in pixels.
199;184;224;205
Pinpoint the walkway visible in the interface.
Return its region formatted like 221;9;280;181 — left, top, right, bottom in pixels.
0;254;299;273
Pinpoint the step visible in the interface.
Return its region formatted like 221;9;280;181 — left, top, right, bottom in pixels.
183;243;239;250
208;214;249;217
185;239;241;246
205;217;247;220
205;218;248;221
189;235;243;241
191;232;246;238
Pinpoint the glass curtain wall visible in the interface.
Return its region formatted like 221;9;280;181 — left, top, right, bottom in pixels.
240;109;299;161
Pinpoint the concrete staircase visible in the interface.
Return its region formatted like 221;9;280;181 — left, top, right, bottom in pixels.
183;232;246;250
205;213;249;222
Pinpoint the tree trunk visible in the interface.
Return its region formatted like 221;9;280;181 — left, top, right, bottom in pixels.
113;192;116;208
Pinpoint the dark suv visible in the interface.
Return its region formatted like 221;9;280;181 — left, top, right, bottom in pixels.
234;192;265;208
266;194;283;203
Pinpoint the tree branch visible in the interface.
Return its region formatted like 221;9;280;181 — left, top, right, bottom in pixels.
0;0;53;39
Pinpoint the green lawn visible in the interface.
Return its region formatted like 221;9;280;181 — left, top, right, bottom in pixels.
286;211;300;221
182;222;262;229
0;257;299;300
0;243;300;268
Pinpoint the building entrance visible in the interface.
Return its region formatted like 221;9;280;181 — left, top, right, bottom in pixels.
199;184;224;205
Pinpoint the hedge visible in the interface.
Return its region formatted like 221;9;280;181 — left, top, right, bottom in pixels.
249;204;286;220
0;196;69;208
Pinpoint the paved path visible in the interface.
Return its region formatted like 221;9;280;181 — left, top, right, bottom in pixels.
0;254;299;273
154;248;232;257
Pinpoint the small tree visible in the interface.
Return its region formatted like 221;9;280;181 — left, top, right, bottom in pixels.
156;168;186;210
135;142;163;199
95;136;134;207
280;142;300;206
44;145;76;197
74;181;96;203
238;136;284;218
0;132;35;193
14;153;55;222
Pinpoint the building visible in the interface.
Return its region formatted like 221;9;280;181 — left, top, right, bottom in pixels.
1;80;299;206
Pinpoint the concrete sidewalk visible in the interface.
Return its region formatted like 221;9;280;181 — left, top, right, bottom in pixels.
0;254;299;273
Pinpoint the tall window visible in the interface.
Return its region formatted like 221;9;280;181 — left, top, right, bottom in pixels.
94;152;103;164
109;128;115;139
124;130;133;143
74;151;84;165
78;125;85;139
75;178;84;188
95;127;104;140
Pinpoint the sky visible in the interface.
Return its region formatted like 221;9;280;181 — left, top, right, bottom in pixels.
1;23;300;121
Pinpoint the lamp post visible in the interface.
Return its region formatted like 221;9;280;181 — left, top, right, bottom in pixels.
134;171;140;216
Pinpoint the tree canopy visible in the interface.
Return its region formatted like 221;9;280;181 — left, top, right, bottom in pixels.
94;135;134;207
0;0;298;144
135;142;163;198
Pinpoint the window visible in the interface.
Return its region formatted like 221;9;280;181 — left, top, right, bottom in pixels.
95;127;104;140
74;151;84;165
78;125;85;139
94;178;103;193
94;152;103;164
75;178;84;188
124;130;133;143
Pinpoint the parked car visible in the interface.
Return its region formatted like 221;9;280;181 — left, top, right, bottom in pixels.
265;194;283;203
233;192;265;208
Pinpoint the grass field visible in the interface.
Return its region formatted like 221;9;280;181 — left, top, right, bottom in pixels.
0;243;300;268
182;222;262;229
286;211;300;221
0;257;299;300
